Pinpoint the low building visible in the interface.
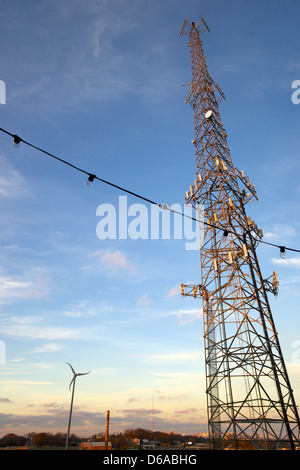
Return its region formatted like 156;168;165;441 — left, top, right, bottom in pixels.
79;441;112;450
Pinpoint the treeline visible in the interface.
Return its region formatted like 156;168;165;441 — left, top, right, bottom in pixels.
0;433;28;447
121;428;207;445
0;432;80;448
0;429;208;448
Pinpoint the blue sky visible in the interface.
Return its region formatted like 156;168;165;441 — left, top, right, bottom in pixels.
0;0;300;437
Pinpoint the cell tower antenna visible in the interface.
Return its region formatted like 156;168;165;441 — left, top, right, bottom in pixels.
180;18;300;450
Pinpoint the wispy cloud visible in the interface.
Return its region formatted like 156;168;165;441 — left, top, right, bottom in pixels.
144;350;203;364
0;398;12;403
175;309;202;325
0;314;103;341
28;343;64;354
174;407;199;415
6;0;177;114
0;155;31;200
61;299;103;318
151;371;204;385
166;285;180;298
156;394;186;401
280;275;300;285
0;380;53;385
117;408;162;417
124;307;203;326
136;293;151;307
0;273;50;304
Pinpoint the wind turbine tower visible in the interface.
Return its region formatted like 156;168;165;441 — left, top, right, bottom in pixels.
179;18;300;450
65;363;90;450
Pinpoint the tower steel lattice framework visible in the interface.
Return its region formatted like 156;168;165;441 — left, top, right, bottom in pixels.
179;18;300;450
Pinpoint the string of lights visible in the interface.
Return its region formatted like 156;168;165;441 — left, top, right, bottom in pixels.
1;126;299;258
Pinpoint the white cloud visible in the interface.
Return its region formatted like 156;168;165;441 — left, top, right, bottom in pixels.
91;250;137;275
264;224;296;242
272;257;300;267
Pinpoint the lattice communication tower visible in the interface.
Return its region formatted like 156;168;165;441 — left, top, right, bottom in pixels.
180;18;300;450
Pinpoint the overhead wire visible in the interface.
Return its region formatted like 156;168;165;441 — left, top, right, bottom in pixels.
1;126;299;256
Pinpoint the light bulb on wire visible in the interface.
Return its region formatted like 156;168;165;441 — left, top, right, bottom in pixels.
221;229;229;243
84;174;95;189
12;135;21;148
279;246;287;259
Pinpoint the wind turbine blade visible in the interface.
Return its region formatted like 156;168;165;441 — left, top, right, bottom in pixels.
77;370;91;377
66;362;76;375
69;376;75;391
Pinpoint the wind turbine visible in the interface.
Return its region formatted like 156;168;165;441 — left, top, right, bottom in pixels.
65;362;90;450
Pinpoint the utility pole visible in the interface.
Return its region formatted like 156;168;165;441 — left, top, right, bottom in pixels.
180;18;300;450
